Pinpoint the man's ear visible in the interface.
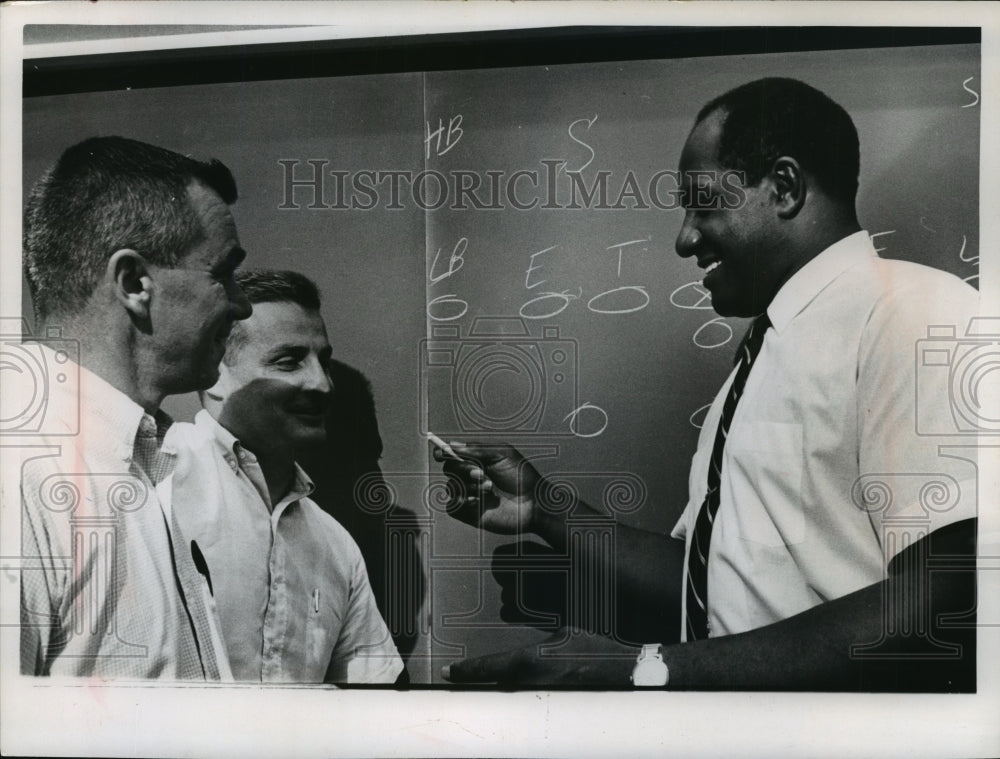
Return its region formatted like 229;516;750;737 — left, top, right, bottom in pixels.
107;249;154;320
769;156;806;219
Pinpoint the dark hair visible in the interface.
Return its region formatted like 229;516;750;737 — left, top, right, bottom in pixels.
223;268;322;363
696;78;860;206
23;136;238;320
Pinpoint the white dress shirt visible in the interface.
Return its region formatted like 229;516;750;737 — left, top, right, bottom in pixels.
164;411;403;684
19;347;222;678
672;232;979;639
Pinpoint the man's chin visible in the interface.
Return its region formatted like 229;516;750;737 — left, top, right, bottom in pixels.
708;299;738;318
289;417;327;442
197;367;222;392
168;366;220;397
708;293;755;319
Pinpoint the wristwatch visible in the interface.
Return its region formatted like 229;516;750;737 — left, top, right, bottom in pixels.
630;643;669;687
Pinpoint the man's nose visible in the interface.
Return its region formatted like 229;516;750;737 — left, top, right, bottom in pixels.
675;212;701;258
230;282;253;321
302;356;333;394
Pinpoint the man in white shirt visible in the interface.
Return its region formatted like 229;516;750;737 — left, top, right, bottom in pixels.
437;78;978;690
19;136;252;678
165;269;403;684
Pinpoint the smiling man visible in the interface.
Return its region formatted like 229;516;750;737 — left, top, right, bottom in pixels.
438;78;979;690
164;269;403;684
20;136;251;680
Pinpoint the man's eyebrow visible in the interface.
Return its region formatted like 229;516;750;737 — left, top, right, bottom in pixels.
264;342;308;356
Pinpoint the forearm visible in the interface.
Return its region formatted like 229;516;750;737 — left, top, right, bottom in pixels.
664;581;885;690
662;522;976;690
531;489;685;639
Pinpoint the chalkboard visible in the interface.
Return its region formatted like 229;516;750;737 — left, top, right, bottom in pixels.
21;41;980;682
21;72;437;679
417;43;980;670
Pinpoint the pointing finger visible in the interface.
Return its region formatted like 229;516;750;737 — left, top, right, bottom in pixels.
442;648;526;684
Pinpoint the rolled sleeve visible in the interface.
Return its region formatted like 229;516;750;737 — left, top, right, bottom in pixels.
325;549;403;685
856;273;979;563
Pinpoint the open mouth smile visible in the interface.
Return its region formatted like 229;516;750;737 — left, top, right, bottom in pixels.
699;258;722;286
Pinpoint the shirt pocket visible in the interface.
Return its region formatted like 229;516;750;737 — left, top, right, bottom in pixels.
304;590;343;680
727;421;805;547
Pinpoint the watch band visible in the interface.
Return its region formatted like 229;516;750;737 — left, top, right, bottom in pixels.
631;643;669;687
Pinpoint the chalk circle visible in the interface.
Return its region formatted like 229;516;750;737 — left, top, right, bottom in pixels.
689;402;713;429
587;285;650;315
693;317;734;350
564;402;608;438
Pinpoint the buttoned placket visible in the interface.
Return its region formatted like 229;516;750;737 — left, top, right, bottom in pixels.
229;442;303;681
262;499;299;681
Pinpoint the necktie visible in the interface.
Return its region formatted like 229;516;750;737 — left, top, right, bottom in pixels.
685;313;771;640
133;414;221;680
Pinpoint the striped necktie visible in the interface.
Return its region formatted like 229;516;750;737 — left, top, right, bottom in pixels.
685;313;771;640
134;414;221;680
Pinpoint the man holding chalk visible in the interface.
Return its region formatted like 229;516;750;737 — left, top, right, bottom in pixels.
436;78;978;689
163;269;403;684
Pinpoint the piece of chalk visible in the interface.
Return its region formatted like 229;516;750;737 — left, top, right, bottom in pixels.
427;432;462;460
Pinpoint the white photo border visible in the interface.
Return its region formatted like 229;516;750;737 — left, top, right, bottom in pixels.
1;2;998;758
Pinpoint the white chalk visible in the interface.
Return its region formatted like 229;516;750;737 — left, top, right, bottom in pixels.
428;432;498;496
427;432;462;460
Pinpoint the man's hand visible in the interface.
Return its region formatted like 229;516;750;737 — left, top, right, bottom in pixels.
441;628;640;687
433;441;542;535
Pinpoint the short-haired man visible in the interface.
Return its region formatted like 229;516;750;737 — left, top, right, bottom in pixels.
164;269;403;684
438;78;978;690
20;136;252;678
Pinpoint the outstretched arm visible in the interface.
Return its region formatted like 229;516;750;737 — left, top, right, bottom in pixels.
436;441;685;637
443;518;975;690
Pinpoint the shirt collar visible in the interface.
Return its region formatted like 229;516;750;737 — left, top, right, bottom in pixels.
280;465;315;509
767;231;876;334
193;409;314;502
